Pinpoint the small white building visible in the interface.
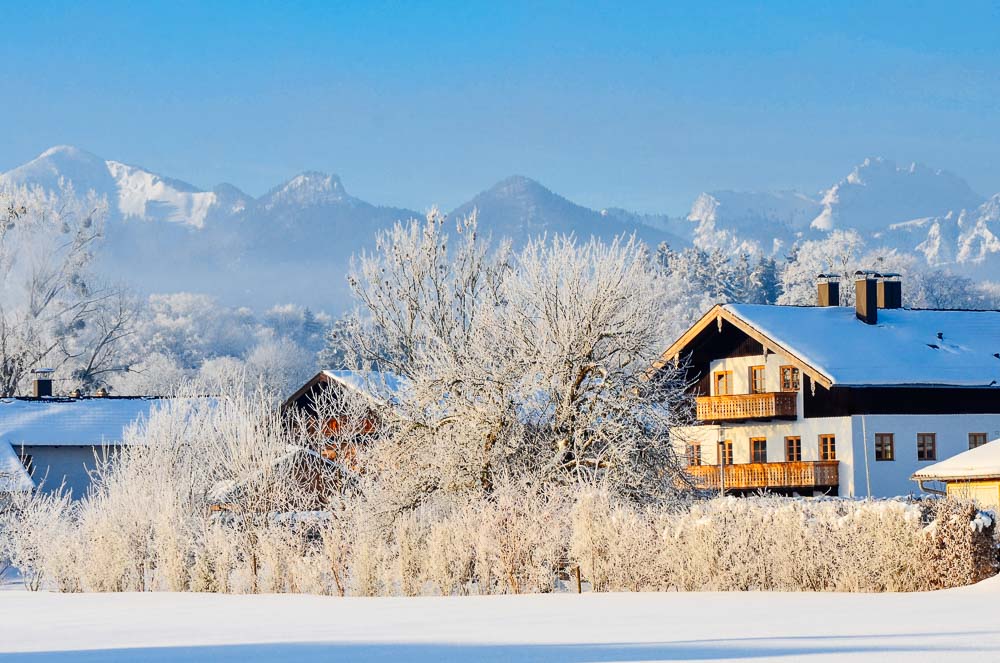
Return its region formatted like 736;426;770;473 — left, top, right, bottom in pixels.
658;274;1000;498
0;394;175;498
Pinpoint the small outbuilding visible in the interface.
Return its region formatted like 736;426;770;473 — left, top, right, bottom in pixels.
912;439;1000;508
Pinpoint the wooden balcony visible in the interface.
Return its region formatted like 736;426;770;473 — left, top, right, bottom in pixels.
685;460;840;492
695;392;797;422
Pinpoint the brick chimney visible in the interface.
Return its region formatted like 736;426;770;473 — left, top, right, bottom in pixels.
877;273;902;309
816;274;840;307
31;368;54;398
854;272;878;324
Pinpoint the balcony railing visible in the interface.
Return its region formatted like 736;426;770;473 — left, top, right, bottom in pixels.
695;392;797;422
685;460;840;492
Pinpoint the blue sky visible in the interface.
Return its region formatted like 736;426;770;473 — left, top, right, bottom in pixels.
2;1;999;213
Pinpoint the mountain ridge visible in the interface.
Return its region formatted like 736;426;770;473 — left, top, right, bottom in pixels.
3;145;999;310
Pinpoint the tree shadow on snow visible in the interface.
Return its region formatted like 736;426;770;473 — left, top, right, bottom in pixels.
3;631;998;663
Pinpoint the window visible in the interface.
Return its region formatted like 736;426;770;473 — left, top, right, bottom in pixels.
785;436;802;462
687;443;702;466
874;433;895;461
969;433;988;449
917;433;937;461
749;366;766;394
751;438;767;463
714;371;732;395
780;366;800;392
819;434;836;461
719;439;733;465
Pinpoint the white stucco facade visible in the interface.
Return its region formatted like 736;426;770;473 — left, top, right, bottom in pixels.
677;351;1000;498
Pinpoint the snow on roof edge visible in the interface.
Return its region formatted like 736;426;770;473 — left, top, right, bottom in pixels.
912;439;1000;481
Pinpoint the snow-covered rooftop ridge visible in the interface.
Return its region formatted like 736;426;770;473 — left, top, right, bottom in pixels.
0;440;34;492
0;397;181;448
322;370;407;403
723;304;1000;387
913;439;1000;481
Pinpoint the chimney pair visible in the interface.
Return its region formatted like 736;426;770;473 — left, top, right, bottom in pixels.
815;272;902;325
854;271;902;324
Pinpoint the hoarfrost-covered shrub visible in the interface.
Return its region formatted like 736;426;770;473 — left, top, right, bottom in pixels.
422;507;476;595
1;487;78;591
469;483;568;595
568;495;995;594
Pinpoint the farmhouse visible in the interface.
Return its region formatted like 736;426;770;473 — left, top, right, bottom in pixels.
657;273;1000;498
0;373;192;498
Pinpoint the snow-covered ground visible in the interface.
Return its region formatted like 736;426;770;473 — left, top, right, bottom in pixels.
2;578;999;662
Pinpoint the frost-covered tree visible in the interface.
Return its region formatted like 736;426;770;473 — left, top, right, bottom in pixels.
0;183;136;395
108;295;331;397
344;211;692;515
778;231;999;309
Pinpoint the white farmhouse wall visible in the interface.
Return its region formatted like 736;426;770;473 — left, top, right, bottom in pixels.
848;414;1000;498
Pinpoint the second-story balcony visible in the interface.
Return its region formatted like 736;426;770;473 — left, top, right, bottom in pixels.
695;392;797;422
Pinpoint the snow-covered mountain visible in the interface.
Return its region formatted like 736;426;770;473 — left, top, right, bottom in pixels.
450;175;685;249
810;157;983;233
686;158;1000;281
0;147;676;311
1;146;223;228
687;190;821;255
5;146;1000;311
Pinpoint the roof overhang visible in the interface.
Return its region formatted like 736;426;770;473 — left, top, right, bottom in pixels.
651;305;835;390
911;472;1000;482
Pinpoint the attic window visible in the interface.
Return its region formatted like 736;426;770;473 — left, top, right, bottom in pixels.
780;366;800;392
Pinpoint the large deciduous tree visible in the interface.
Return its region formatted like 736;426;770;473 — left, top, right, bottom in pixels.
342;210;692;516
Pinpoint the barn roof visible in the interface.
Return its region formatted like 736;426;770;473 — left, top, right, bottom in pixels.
658;304;1000;388
283;370;407;411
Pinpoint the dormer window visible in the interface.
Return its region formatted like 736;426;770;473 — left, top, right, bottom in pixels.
749;366;766;394
780;366;800;392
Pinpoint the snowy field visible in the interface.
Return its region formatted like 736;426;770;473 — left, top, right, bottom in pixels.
1;578;999;662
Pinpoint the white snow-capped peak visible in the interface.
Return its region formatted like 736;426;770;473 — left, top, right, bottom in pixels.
262;171;350;209
811;157;983;232
105;160;216;228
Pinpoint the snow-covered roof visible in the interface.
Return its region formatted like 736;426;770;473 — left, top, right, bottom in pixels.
321;370;407;404
0;440;34;492
0;397;169;448
723;304;1000;387
912;440;1000;481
